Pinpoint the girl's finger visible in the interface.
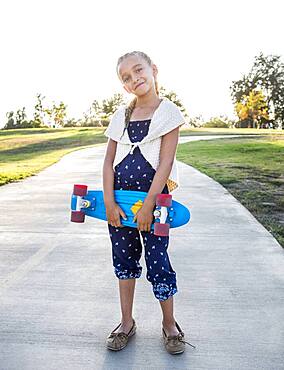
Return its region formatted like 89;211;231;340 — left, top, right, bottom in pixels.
120;210;127;220
113;217;119;227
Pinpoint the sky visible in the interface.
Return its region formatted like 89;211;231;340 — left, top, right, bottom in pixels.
0;0;284;128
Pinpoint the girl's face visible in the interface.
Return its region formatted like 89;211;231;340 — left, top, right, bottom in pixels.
117;55;158;96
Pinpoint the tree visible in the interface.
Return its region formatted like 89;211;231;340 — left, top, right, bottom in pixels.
235;90;269;128
83;93;126;126
4;111;16;129
53;102;67;127
33;93;46;127
231;52;284;129
3;107;33;129
252;53;284;127
159;86;188;117
203;115;236;129
187;115;204;128
15;107;27;127
44;101;67;128
100;93;126;119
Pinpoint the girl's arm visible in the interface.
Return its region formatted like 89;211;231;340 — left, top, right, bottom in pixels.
103;138;127;227
144;126;180;207
103;138;117;206
133;127;180;231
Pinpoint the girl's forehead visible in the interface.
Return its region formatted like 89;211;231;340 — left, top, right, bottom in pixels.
118;55;148;75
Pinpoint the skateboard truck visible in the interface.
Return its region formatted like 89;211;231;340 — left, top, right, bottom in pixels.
80;199;92;209
153;194;172;236
71;184;94;223
154;207;174;222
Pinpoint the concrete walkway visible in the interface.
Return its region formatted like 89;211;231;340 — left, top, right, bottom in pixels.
0;136;283;370
178;133;260;144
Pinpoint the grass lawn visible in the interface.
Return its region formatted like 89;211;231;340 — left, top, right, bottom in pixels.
177;135;284;248
0;127;107;185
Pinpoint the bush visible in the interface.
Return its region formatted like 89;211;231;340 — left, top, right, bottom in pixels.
63;118;80;127
203;117;231;128
63;118;110;128
187;116;204;128
3;119;43;130
82;119;110;127
3;109;44;130
235;118;252;128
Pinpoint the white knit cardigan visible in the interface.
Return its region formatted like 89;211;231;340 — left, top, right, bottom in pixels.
104;97;186;192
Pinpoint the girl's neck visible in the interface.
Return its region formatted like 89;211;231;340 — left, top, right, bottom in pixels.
130;97;163;121
135;92;161;108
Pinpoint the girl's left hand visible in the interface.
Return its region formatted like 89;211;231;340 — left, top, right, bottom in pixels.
133;204;154;232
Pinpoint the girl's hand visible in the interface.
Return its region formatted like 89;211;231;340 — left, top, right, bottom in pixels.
106;202;127;228
133;204;154;232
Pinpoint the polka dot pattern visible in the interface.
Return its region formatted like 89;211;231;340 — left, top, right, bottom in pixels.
108;119;178;301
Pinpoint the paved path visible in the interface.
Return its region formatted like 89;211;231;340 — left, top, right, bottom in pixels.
0;136;283;370
179;133;260;143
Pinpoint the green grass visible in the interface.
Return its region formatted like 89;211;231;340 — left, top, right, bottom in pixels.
177;135;284;248
0;127;107;185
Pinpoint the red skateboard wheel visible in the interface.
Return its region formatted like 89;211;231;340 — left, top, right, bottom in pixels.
71;211;85;223
154;222;170;236
156;194;172;207
73;184;88;196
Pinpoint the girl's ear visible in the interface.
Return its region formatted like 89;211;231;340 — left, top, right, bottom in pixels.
152;63;158;78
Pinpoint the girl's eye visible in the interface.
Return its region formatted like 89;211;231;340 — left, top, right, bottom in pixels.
123;68;142;83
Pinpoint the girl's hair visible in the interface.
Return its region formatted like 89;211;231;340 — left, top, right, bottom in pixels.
116;51;159;140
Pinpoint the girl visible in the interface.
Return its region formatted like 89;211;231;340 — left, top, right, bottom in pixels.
102;51;195;354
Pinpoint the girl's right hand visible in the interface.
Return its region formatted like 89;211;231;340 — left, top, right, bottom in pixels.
105;202;127;228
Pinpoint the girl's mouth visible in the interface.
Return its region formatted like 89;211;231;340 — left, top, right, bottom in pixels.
135;82;144;89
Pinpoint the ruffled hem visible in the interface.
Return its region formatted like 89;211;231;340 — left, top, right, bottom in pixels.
114;267;142;280
153;282;178;301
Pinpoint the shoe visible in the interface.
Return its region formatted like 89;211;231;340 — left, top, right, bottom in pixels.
162;321;196;354
106;319;136;351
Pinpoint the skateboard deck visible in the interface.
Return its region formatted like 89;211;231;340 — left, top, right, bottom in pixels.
70;184;190;236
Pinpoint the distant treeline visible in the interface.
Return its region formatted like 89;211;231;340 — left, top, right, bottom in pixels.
2;53;284;130
2;86;188;130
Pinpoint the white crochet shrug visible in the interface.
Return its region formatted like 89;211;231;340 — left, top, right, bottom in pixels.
104;97;186;192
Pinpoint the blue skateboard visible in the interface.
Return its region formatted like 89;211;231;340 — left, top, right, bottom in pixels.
70;184;191;236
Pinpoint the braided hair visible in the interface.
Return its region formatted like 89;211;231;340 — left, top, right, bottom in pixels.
116;51;159;140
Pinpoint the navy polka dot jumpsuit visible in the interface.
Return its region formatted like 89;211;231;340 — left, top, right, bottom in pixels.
107;119;178;301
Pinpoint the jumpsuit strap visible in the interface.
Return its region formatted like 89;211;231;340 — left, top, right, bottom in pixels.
129;143;139;155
